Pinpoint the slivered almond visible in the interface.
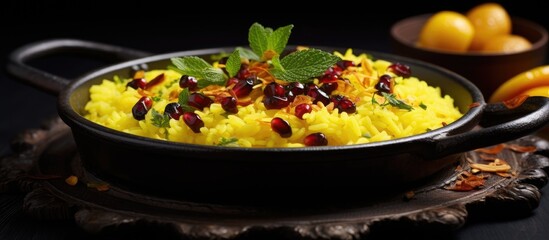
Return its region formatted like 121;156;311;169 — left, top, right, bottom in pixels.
470;163;511;172
496;172;513;178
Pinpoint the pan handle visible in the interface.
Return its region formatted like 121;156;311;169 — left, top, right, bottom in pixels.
7;39;151;95
431;96;549;158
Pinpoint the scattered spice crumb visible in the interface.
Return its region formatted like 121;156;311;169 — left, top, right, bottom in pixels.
445;173;487;191
496;172;512;178
505;144;537;153
475;144;505;154
503;95;528;109
403;191;415;201
65;175;78;186
87;182;110;192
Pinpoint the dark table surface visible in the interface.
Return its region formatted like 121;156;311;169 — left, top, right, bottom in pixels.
2;1;549;239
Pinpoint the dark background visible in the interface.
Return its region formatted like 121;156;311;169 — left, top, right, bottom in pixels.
1;0;549;239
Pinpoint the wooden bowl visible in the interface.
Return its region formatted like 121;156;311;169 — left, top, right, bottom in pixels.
391;14;548;98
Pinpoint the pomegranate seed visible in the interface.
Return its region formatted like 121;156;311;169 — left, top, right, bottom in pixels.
127;78;147;89
179;75;198;91
286;90;296;102
263;96;291;109
263;82;286;97
132;96;152;120
336;60;355;69
183;112;204;133
331;95;345;105
336;99;356;114
232;77;256;98
295;103;312;119
236;64;251;80
387;63;411;78
286;82;305;96
319;73;338;83
375;74;392;94
187;92;213;110
221;96;238;113
307;85;330;105
164;102;184;120
320;82;338;95
226;77;239;87
304;132;328;146
324;66;342;76
271;117;292;138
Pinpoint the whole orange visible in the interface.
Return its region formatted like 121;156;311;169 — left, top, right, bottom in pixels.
481;34;532;53
418;11;475;52
466;3;512;51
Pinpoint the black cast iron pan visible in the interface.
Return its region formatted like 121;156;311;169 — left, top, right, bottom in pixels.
7;39;549;204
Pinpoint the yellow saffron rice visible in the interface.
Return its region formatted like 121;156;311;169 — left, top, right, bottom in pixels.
84;49;463;147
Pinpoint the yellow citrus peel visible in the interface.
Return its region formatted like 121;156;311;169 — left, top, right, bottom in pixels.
489;65;549;102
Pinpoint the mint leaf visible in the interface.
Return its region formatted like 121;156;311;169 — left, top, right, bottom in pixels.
225;49;241;78
171;57;211;77
151;109;170;128
178;88;190;106
199;68;226;88
171;57;226;88
381;92;414;111
248;23;294;60
235;47;260;61
249;23;269;59
271;55;284;71
269;24;293;55
177;88;195;112
271;49;341;83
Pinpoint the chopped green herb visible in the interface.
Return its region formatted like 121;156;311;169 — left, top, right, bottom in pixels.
151;109;170;128
164;78;179;89
152;96;162;102
217;137;239;146
225;49;241;78
362;133;371;138
372;92;414;111
419;102;427;110
382;92;414;111
270;49;341;83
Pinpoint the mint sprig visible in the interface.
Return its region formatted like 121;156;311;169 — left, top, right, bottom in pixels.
248;23;293;60
372;92;414;111
170;57;226;88
271;49;341;83
225;49;241;78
